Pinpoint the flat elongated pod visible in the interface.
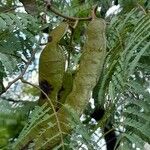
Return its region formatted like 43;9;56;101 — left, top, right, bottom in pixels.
38;22;69;110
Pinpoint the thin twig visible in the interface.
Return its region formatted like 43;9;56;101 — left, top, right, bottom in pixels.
91;4;98;19
100;134;120;149
48;5;92;21
1;6;23;13
97;127;118;143
46;1;94;21
0;50;36;95
137;3;147;15
1;52;27;64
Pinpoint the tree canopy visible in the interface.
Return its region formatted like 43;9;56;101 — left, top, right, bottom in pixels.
0;0;150;150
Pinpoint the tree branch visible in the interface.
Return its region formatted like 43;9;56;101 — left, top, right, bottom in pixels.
47;5;92;21
45;1;98;21
0;50;36;95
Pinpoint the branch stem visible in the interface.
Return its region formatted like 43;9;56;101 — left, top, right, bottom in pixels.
0;50;36;95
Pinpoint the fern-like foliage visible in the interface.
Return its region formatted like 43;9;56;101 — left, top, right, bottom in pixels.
13;103;100;149
120;81;150;149
0;12;41;93
0;12;38;31
13;103;51;145
94;8;150;149
0;99;28;148
0;0;149;149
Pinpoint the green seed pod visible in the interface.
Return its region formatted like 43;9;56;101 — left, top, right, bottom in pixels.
38;22;69;110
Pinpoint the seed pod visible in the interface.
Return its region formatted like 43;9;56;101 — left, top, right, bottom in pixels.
38;22;69;110
65;18;106;114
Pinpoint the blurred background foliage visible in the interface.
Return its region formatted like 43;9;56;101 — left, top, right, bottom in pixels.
0;0;150;149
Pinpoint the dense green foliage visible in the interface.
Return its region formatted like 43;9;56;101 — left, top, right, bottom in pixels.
0;0;150;149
